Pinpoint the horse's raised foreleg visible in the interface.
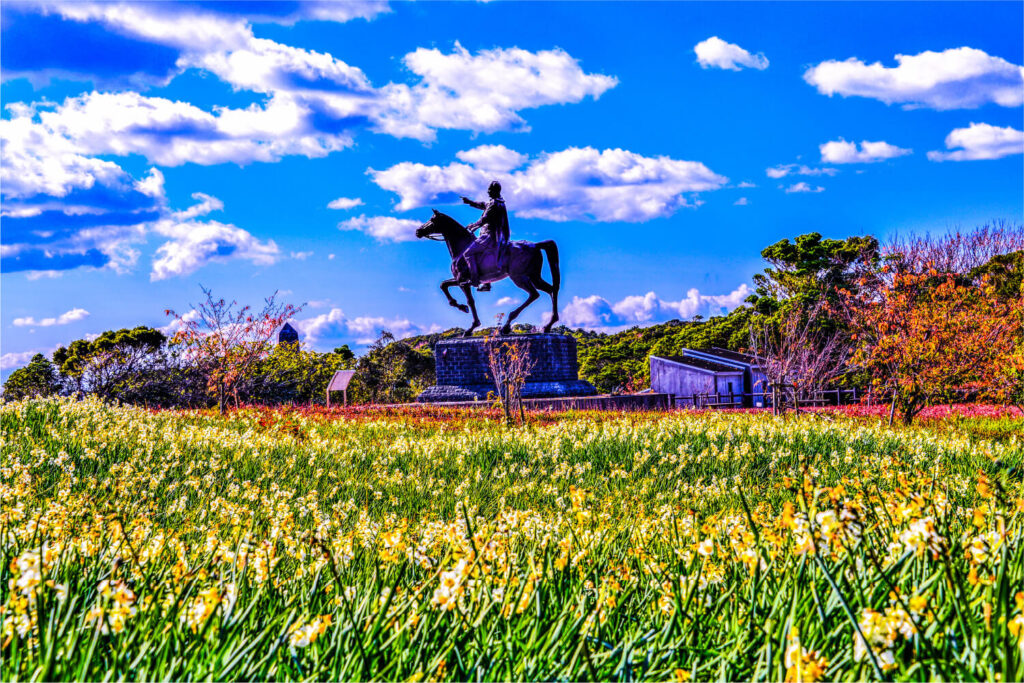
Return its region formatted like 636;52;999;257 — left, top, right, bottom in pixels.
441;278;469;313
502;274;539;335
461;284;481;337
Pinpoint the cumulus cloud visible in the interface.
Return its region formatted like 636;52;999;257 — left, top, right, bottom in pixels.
784;182;825;194
804;46;1024;110
765;164;838;179
820;139;912;164
734;197;749;206
16;6;616;153
1;348;57;371
927;122;1024;161
694;37;769;71
561;285;752;330
150;194;279;279
0;110;164;274
338;215;422;243
12;308;90;327
371;145;727;222
171;192;223;220
391;42;617;135
327;197;364;210
158;307;200;336
455;145;528;173
294;307;439;345
16;91;357;168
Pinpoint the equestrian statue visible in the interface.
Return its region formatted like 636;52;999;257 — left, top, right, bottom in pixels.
416;180;560;337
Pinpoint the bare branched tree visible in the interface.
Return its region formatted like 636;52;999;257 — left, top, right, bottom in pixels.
886;220;1024;275
166;286;301;413
749;302;852;414
485;321;536;426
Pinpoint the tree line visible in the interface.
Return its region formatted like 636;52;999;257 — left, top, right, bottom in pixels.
5;223;1022;421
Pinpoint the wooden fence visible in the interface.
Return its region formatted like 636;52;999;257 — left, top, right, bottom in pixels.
672;388;858;410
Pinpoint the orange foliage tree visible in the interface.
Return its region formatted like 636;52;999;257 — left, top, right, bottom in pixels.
841;269;1021;424
166;287;301;413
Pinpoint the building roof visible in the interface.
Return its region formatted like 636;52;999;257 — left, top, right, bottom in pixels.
654;355;744;374
278;322;299;343
683;347;760;368
710;347;758;364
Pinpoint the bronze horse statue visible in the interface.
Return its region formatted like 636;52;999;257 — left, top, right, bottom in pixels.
416;210;560;337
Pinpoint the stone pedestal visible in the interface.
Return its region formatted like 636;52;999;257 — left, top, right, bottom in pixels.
416;333;597;402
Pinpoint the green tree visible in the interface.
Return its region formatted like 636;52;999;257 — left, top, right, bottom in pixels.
348;331;434;404
749;232;880;316
2;354;60;400
244;344;357;405
53;326;167;399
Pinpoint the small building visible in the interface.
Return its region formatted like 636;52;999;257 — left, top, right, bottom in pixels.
649;355;744;408
278;322;299;345
680;347;768;407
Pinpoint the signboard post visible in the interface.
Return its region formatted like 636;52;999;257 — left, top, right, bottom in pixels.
326;370;356;407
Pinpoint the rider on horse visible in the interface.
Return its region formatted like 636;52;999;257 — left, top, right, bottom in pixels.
459;180;509;292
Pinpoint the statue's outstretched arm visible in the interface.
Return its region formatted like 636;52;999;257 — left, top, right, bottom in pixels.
461;196;485;210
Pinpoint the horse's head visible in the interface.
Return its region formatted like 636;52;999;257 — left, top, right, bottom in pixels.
415;209;444;239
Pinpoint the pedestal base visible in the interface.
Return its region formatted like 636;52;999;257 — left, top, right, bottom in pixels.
416;333;597;403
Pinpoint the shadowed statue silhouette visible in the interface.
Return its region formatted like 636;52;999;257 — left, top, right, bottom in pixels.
416;209;560;337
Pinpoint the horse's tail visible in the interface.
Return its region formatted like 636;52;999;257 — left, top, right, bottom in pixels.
538;240;560;292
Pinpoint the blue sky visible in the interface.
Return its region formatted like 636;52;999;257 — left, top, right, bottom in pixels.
2;1;1022;376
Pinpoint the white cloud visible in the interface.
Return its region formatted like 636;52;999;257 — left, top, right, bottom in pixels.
150;215;279;280
784;182;825;194
25;270;65;281
455;145;528;172
27;90;356;168
294;307;439;345
0;112;160;274
734;197;749;206
389;42;617;135
293;307;347;343
171;192;223;220
927;122;1024;161
495;296;517;306
694;37;769;71
804;46;1024;110
766;164;838;179
290;251;314;260
736;181;757;188
55;2;636;144
12;308;90;327
47;2;389;60
371;145;727;222
338;215;421;243
2;37;619;178
35;6;617;145
561;284;752;330
327;196;364;210
159;308;200;336
820;139;912;163
1;348;57;371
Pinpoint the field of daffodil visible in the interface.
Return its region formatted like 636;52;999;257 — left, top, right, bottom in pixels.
3;398;1023;681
